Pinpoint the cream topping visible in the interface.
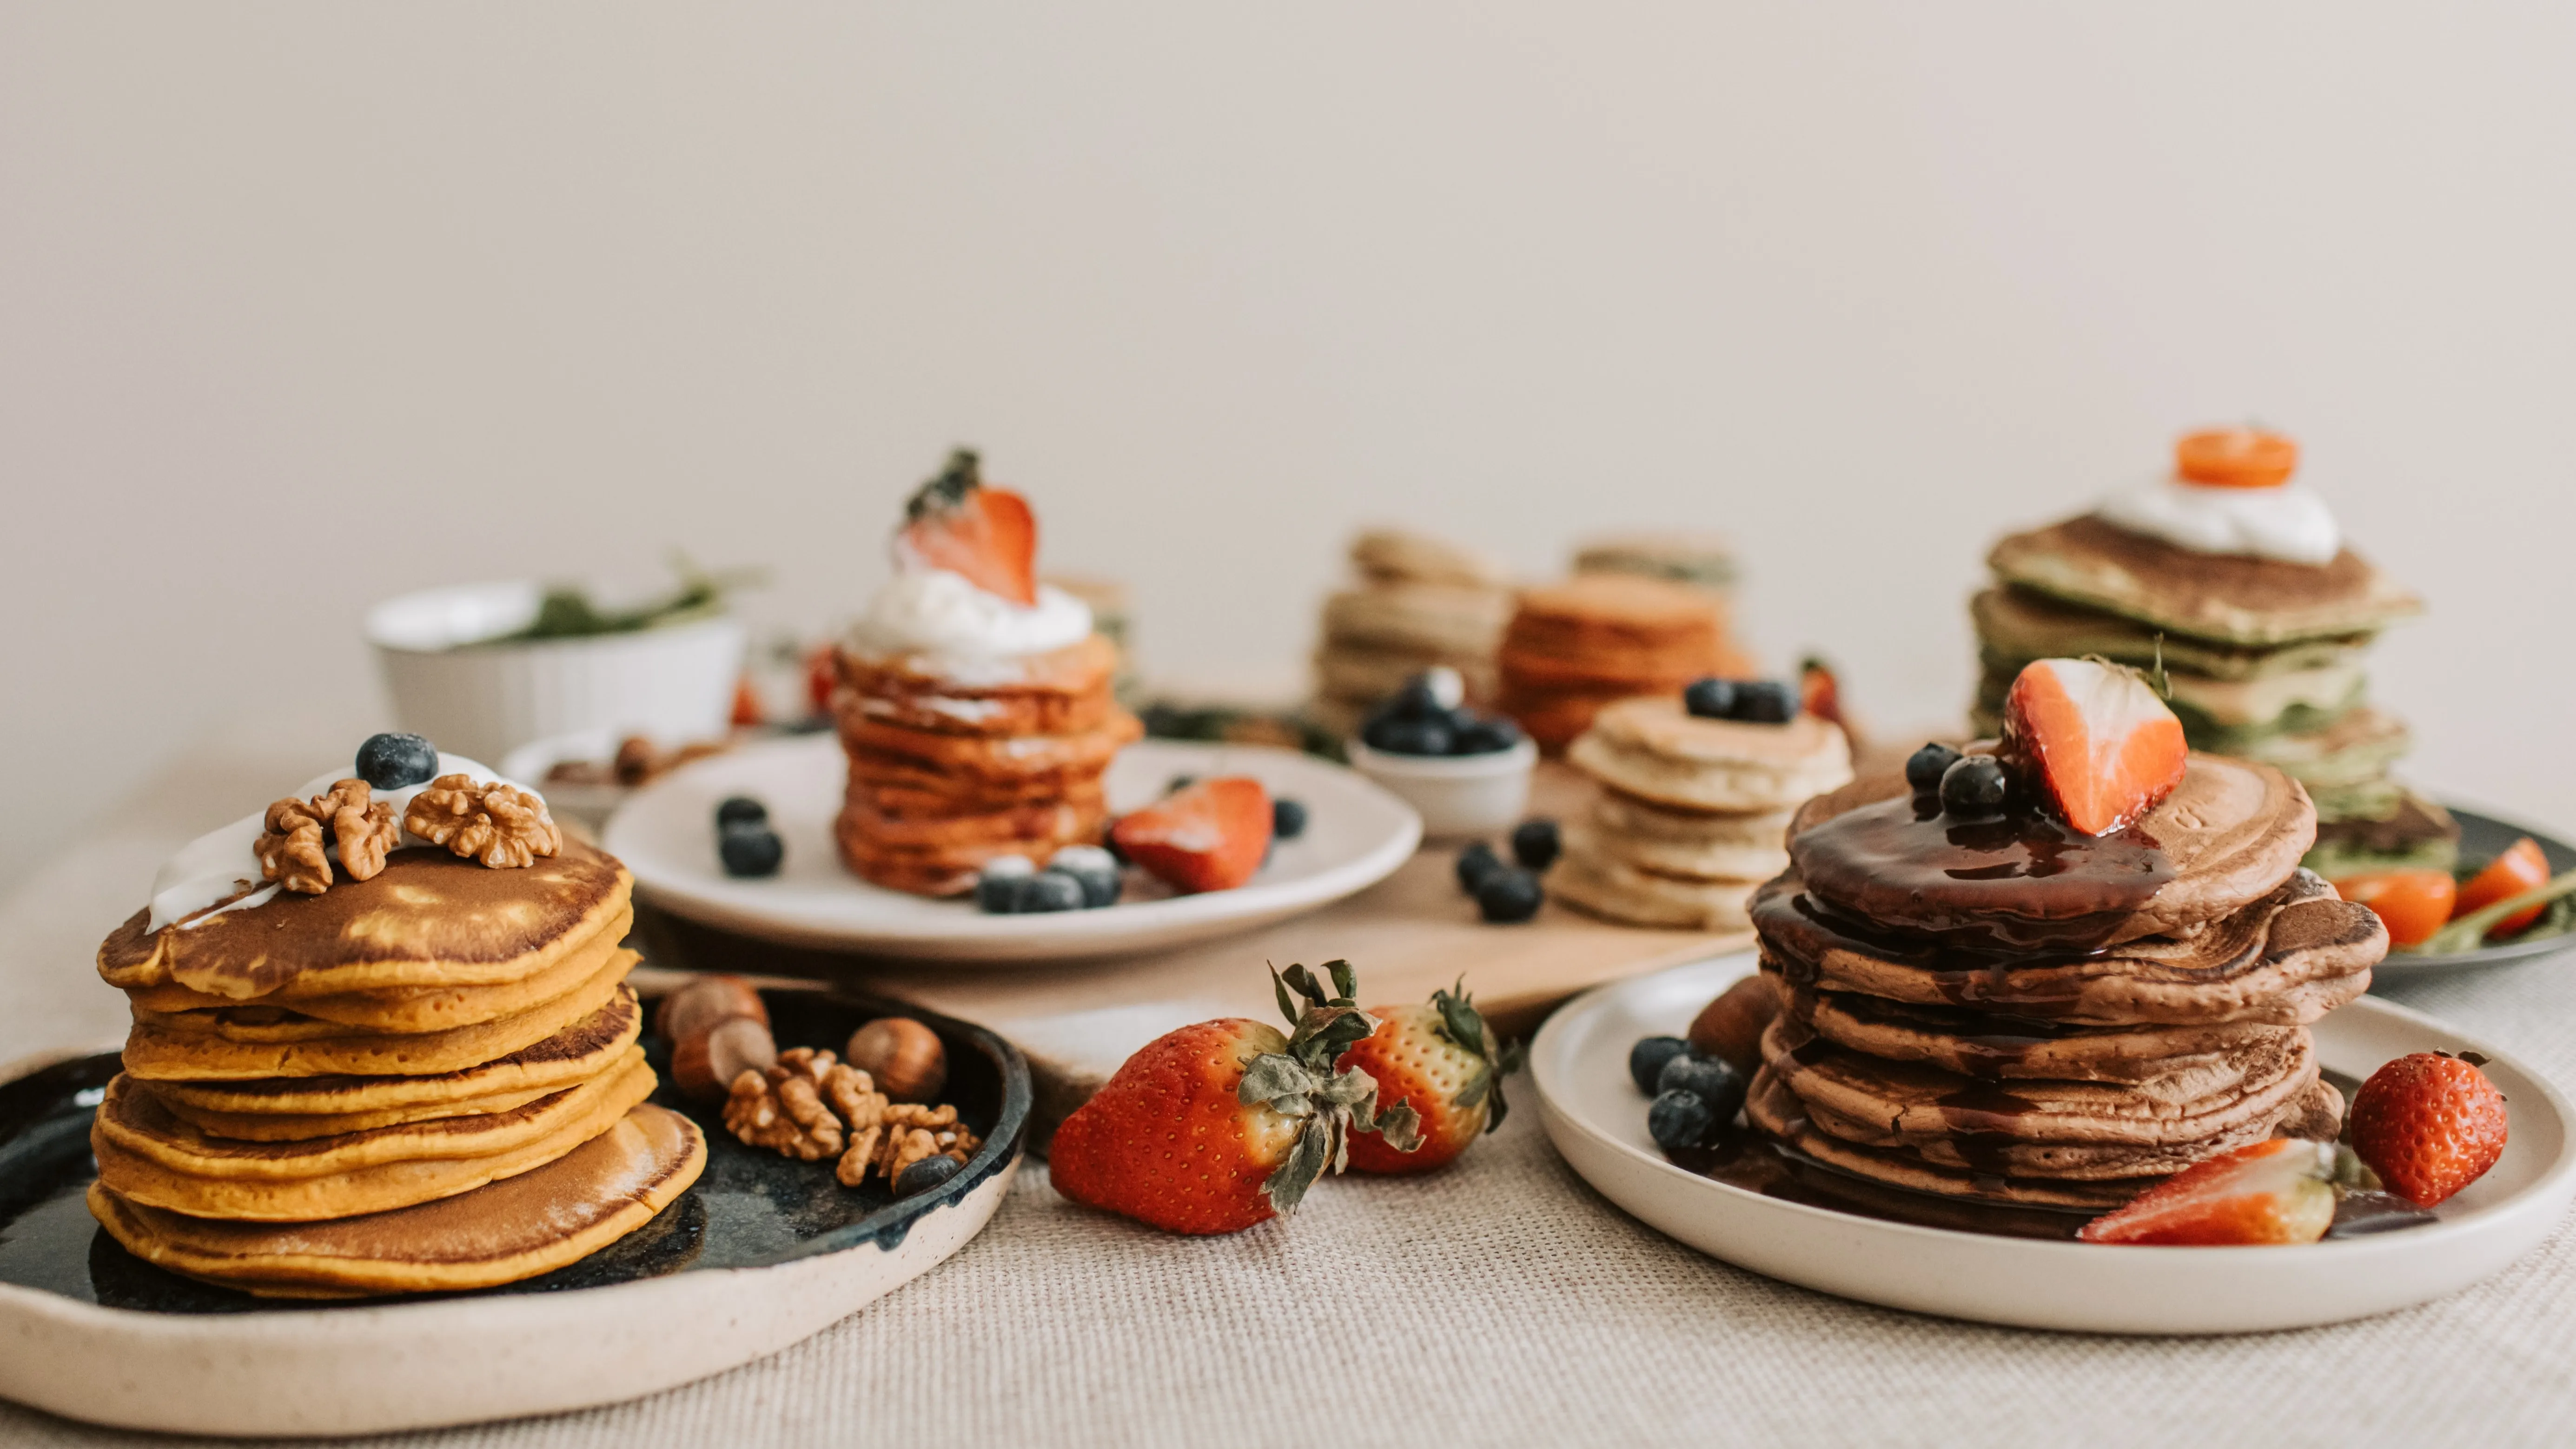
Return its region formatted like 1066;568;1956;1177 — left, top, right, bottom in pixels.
846;568;1091;660
2097;477;2342;565
145;754;522;932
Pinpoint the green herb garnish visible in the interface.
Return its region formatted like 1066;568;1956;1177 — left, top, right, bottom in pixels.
489;555;764;643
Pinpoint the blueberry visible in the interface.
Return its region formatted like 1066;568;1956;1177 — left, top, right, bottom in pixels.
975;856;1036;913
1904;742;1962;794
354;733;439;791
1045;846;1122;908
1476;867;1543;924
1939;754;2009;814
894;1154;964;1197
1021;872;1086;913
1165;774;1198;795
1451;715;1523;755
1629;1036;1690;1095
1735;680;1798;724
1683;678;1738;720
1656;1053;1748;1122
715;796;768;830
717;826;784;878
1366;715;1454;756
1271;798;1309;840
1512;818;1561;872
1456;840;1504;894
1388;674;1445;721
1648;1089;1718;1152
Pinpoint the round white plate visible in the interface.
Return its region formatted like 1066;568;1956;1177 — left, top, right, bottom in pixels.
605;734;1422;963
1533;952;2576;1334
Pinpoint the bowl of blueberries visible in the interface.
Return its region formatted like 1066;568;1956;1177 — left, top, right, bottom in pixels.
1343;668;1536;839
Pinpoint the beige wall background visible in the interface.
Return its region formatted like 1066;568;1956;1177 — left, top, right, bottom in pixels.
4;3;2571;889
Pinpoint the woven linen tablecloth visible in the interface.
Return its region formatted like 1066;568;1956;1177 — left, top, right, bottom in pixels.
6;745;2576;1448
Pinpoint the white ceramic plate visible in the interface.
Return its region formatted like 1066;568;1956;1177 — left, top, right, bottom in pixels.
605;734;1422;964
1533;952;2576;1334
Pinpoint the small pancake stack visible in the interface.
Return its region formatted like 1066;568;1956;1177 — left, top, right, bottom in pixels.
1747;750;2388;1211
1309;529;1514;738
1496;575;1755;751
89;818;702;1297
1554;695;1852;931
1572;530;1739;595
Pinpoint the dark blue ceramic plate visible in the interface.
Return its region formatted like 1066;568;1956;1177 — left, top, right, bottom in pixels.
2371;806;2576;981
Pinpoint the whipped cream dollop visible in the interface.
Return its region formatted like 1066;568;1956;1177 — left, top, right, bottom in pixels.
2096;477;2342;565
847;568;1093;659
145;753;519;933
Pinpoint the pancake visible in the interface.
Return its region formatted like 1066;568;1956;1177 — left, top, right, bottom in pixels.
153;1081;563;1142
1505;574;1729;657
1970;586;2372;682
1550;851;1756;931
119;948;638;1080
846;675;1119;739
836;801;1107;897
1573;531;1738;591
2234;706;2412;791
1567;698;1853;814
88;1103;705;1297
835;710;1141;778
93;1053;657;1220
838;791;1107;849
836;631;1120;706
1753;871;2381;1026
98;840;631;1001
1595;792;1796;850
1494;683;1663;753
1786;986;2302;1085
1566;812;1788;884
1973;657;2364;745
1988;514;2424;646
2306;791;2461;876
145;985;642;1119
1788;752;2315;949
1349;528;1510;589
843;751;1112;813
120;907;630;1030
1320;582;1513;658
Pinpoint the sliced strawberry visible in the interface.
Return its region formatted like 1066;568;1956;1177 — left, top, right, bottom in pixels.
895;447;1039;606
2349;1052;2510;1207
2335;869;2457;948
2454;837;2551;937
1798;655;1847;731
729;675;765;728
2077;1138;2337;1245
1112;777;1273;894
2000;657;2188;836
2174;426;2299;489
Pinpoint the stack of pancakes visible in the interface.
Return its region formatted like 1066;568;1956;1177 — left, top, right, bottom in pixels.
1553;696;1852;931
1746;752;2387;1210
88;842;704;1297
1309;529;1515;737
1976;515;2446;876
1497;575;1755;751
834;629;1142;895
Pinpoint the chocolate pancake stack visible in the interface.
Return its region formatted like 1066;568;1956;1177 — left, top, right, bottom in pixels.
1975;514;2445;877
1747;752;2390;1210
89;838;704;1296
834;630;1143;895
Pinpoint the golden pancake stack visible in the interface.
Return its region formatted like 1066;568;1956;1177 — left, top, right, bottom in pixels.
1496;574;1755;752
88;816;703;1298
833;631;1143;895
1308;528;1515;738
1553;695;1854;931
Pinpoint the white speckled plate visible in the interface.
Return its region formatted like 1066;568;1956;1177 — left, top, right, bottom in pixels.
1535;952;2576;1334
605;733;1420;964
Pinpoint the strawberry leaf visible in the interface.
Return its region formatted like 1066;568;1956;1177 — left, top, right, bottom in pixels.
1263;1119;1334;1215
1370;1097;1425;1153
1237;1054;1320;1116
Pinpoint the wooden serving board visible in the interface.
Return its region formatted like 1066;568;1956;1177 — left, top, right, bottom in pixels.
632;765;1750;1134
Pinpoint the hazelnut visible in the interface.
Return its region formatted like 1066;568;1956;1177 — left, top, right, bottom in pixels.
1689;974;1781;1078
844;1017;947;1104
654;975;770;1044
672;1015;778;1100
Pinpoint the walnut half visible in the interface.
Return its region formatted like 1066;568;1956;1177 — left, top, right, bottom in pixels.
254;779;399;894
402;774;562;869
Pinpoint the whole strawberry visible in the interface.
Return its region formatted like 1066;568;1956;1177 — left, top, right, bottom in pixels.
1338;979;1519;1175
2348;1051;2510;1207
1049;960;1420;1234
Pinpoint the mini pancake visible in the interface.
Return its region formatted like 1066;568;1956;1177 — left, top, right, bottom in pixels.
1788;753;2315;949
1987;514;2424;646
2233;706;2412;792
119;949;638;1080
1972;657;2365;745
1493;684;1658;753
2309;777;2407;824
836;631;1119;705
88;1103;705;1298
835;710;1141;778
1568;698;1854;814
1572;531;1738;591
1504;573;1729;664
1549;850;1756;931
845;674;1119;739
838;791;1107;849
120;906;630;1030
1349;528;1510;589
836;811;1103;897
1780;984;2303;1085
1562;816;1787;885
1969;586;2372;682
1320;582;1513;658
145;985;642;1118
1753;871;2380;1026
843;751;1112;813
98;840;631;1002
92;1053;657;1220
2306;791;2461;877
1595;792;1796;849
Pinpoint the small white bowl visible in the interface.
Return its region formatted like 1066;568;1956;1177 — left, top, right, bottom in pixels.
367;581;746;764
1344;736;1537;840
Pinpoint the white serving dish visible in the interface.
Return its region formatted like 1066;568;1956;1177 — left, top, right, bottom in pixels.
367;581;746;764
605;734;1422;964
1533;952;2576;1334
1344;736;1536;840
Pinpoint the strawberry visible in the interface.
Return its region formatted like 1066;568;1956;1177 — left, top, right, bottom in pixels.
1111;777;1273;894
1338;979;1521;1174
895;447;1039;606
1048;961;1420;1234
2348;1051;2510;1207
2077;1138;2338;1245
2001;657;2188;836
1798;655;1848;732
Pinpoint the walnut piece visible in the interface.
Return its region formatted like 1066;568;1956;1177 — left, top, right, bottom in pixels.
722;1047;851;1161
402;774;562;869
256;798;333;895
722;1046;980;1186
311;779;399;881
253;778;400;894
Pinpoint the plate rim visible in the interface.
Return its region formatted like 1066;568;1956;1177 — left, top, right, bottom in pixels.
2371;802;2576;978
